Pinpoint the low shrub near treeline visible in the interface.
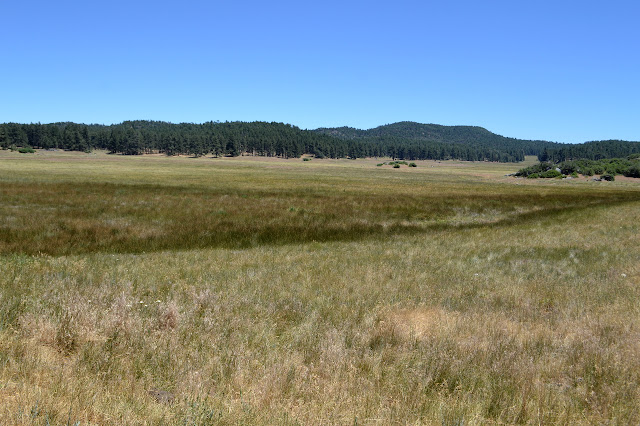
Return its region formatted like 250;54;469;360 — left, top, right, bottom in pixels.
4;145;36;153
376;161;417;168
516;156;640;179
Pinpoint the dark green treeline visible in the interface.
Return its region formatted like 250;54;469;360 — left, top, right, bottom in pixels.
538;140;640;162
0;120;555;162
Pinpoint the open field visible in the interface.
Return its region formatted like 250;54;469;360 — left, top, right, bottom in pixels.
1;150;640;424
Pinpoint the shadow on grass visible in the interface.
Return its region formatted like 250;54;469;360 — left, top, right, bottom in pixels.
1;180;640;256
3;197;639;257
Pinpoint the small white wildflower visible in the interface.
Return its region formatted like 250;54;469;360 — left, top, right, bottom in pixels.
621;273;627;278
144;304;148;307
156;300;161;303
139;300;144;304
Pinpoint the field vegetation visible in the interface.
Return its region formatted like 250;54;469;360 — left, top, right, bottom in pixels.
1;150;640;424
517;155;640;180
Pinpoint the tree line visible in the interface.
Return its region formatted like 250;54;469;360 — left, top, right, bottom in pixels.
538;140;640;162
0;120;585;163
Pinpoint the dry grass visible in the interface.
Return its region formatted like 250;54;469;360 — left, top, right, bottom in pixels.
1;151;640;424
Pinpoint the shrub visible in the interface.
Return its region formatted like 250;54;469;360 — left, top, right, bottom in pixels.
18;147;35;154
601;174;615;181
539;169;562;178
515;162;553;177
560;162;577;175
623;164;640;178
376;163;384;167
393;164;400;168
303;158;311;161
409;163;417;167
527;173;539;179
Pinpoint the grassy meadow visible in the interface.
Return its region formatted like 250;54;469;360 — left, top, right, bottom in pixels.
1;150;640;424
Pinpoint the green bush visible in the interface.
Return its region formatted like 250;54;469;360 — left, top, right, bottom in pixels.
560;162;577;175
409;162;417;167
623;164;640;178
18;147;35;154
601;174;615;181
393;164;400;168
540;169;562;178
515;162;553;177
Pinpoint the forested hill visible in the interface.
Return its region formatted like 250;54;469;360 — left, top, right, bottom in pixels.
317;121;518;141
316;121;561;162
2;120;626;163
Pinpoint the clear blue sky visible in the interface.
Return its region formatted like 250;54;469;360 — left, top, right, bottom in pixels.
2;0;638;143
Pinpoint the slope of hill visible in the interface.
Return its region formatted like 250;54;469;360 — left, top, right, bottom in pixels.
315;121;560;157
318;122;505;141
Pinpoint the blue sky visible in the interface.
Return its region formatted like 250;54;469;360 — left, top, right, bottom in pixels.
1;0;638;143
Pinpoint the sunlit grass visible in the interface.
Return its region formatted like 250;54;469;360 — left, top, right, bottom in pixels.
1;151;640;424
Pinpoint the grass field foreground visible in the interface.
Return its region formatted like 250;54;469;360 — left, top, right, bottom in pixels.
1;151;640;424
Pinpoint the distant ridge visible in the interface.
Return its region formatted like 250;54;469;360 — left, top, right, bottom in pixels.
316;121;554;145
315;121;560;161
317;121;514;142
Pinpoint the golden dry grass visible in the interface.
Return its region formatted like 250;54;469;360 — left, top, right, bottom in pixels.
1;150;640;424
